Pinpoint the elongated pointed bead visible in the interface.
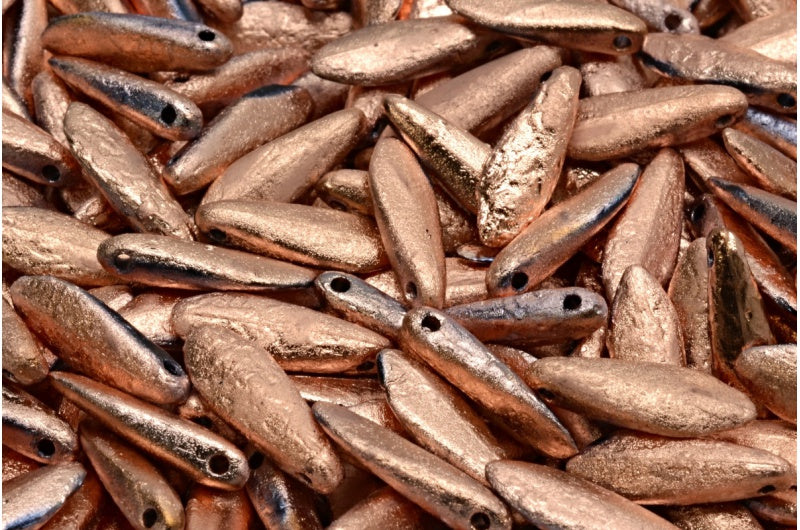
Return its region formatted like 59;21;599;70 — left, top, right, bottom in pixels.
2;299;48;385
186;485;254;530
51;57;202;141
10;276;190;405
525;357;755;436
708;178;796;252
3;207;116;286
478;66;581;247
196;201;388;273
312;17;499;86
97;233;317;293
487;461;680;529
446;0;646;55
730;0;794;21
384;94;489;214
7;0;47;111
184;325;344;493
173;292;390;373
328;487;430;530
80;424;184;530
603;148;684;299
735;107;796;159
2;448;40;483
50;372;250;490
707;229;775;383
735;344;796;422
641;33;796;114
42;13;232;72
2;171;48;208
446;288;606;346
692;195;797;316
166;85;313;195
713;420;796;473
291;375;384;406
487;163;640;297
400;307;577;458
369;138;446;307
720;14;796;64
745;490;797;525
722;128;796;199
3;79;30;119
416;46;562;135
608;265;685;365
2;385;79;464
316;271;407;340
378;349;505;483
2;463;86;530
167;48;308;109
244;452;322;530
203;109;367;204
568;86;748;161
40;469;105;530
668;238;713;371
63;103;194;240
2;110;81;186
661;503;766;529
314;402;512;530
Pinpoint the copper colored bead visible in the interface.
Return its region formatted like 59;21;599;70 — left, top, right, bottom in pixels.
185;485;254;530
328;487;430;530
722;128;796;199
2;298;49;385
734;344;797;423
2;462;87;530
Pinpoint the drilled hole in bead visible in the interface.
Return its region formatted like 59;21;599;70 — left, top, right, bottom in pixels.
357;360;374;371
613;35;632;51
160;104;177;125
207;228;226;243
114;253;132;272
162;359;181;376
192;416;212;428
563;294;582;311
41;165;60;182
777;93;796;108
36;439;56;458
421;314;441;332
538;388;556;400
759;485;776;495
690;202;706;224
405;282;417;300
664;13;682;30
142;508;158;528
716;114;734;128
330;277;351;293
470;512;490;530
510;272;528;291
248;451;264;470
198;30;216;41
208;454;230;475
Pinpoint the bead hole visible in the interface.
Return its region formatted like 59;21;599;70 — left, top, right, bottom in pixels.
142;508;158;528
36;439;56;458
330;277;351;293
41;165;60;182
162;359;182;376
563;294;582;311
207;228;226;243
405;282;417;299
208;454;230;475
248;451;264;470
160;104;177;125
759;485;776;495
421;314;441;332
664;13;682;30
777;93;795;108
114;252;132;272
613;35;632;50
470;512;490;530
510;272;528;291
198;30;216;41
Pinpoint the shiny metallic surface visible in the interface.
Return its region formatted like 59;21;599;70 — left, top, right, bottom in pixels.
313;402;512;530
172;292;390;373
566;431;795;504
185;485;254;530
2;462;86;530
196;201;388;273
722;128;796;199
328;487;429;530
117;293;182;349
735;106;797;159
487;163;640;296
603;148;685;299
661;503;767;529
608;265;685;365
96;233;317;293
2;385;79;464
569;85;748;161
369;138;445;307
525;357;756;436
478;66;581;247
3;207;116;287
10;275;190;405
720;13;796;64
42;13;232;72
50;372;250;490
184;325;343;493
399;307;577;458
446;0;647;55
51;57;203;141
609;0;699;34
2;298;49;385
734;344;797;422
487;461;680;529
